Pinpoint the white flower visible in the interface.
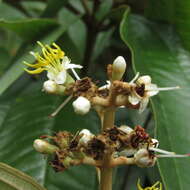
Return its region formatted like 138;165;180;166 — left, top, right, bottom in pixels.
128;73;179;113
79;129;94;145
47;56;82;84
72;96;91;115
24;42;82;85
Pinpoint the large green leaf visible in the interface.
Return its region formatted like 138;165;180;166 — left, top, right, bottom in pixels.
0;2;26;20
120;10;190;190
0;19;58;41
0;79;98;190
146;0;190;51
0;162;46;190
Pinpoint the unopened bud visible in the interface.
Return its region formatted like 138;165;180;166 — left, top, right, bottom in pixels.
72;96;91;115
119;125;134;134
33;139;58;154
134;148;156;167
62;156;73;168
112;56;126;80
79;129;94;145
43;80;66;94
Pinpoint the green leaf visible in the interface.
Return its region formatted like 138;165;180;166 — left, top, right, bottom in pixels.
95;0;113;21
0;162;47;190
0;2;26;20
146;0;190;51
41;0;68;17
0;81;99;190
0;47;11;76
120;10;190;189
0;19;58;41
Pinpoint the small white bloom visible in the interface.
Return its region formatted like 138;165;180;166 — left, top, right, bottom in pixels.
47;56;82;85
128;74;179;113
112;56;127;80
79;129;94;145
72;96;91;115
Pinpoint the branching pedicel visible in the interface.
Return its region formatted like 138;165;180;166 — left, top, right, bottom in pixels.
24;42;188;190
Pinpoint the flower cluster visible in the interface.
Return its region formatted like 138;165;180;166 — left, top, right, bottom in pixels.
24;42;179;116
24;42;185;190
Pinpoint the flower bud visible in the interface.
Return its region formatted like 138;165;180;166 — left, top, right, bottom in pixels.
72;96;91;115
79;129;94;146
119;125;134;134
43;80;66;94
134;148;156;167
33;139;58;154
112;56;126;80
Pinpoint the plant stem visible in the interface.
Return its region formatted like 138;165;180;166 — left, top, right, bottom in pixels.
102;108;115;130
100;167;113;190
100;109;114;190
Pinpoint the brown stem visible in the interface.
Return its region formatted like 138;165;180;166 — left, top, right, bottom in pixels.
100;167;113;190
99;82;117;190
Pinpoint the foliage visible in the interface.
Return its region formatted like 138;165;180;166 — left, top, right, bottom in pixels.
0;0;190;190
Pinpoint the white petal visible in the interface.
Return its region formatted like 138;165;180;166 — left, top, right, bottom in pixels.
62;56;70;67
146;84;159;96
43;80;57;93
47;71;56;80
54;70;67;84
66;63;83;69
137;75;151;85
128;94;140;105
119;125;134;134
62;57;83;70
139;97;149;113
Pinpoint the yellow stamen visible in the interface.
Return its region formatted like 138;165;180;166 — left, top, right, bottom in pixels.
24;67;46;74
24;41;65;75
137;179;162;190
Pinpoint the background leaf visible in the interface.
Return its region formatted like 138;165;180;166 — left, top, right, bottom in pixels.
120;10;190;189
0;162;47;190
0;78;99;190
146;0;190;51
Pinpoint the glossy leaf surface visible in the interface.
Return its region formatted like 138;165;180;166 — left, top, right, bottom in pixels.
120;10;190;190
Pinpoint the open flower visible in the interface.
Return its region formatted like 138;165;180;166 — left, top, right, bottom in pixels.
128;74;179;113
24;41;82;84
137;179;162;190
